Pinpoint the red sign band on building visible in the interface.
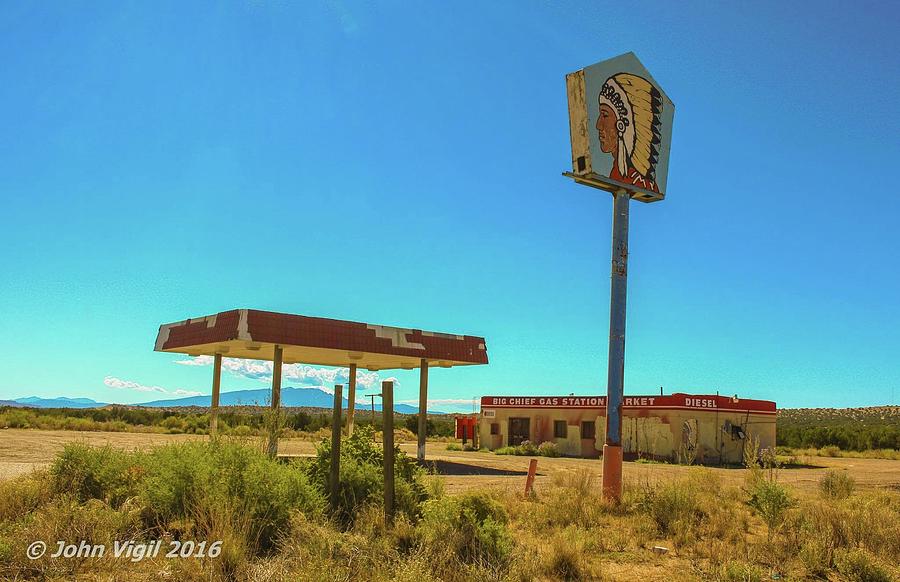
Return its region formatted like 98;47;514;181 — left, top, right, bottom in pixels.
480;393;776;415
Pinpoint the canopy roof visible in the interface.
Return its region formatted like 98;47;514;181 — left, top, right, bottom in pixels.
154;309;488;371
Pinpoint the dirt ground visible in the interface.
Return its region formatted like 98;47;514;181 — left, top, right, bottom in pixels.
2;429;899;496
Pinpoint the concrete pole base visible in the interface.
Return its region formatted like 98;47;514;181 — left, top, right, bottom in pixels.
601;444;623;502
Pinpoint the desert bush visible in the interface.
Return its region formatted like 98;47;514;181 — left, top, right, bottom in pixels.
516;440;538;456
539;526;599;581
0;409;36;428
820;444;841;457
445;442;462;451
140;441;324;552
493;441;561;457
0;496;140;579
719;561;765;582
834;548;893;582
531;469;606;529
537;441;560;457
230;424;254;437
818;469;855;499
637;478;703;538
309;424;427;526
796;534;831;578
417;491;513;570
0;471;54;523
49;443;143;508
746;478;793;542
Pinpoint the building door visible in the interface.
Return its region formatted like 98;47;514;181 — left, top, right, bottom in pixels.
508;417;530;446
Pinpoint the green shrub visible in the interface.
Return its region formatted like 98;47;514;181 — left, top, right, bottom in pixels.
537;441;560;457
49;443;143;508
230;424;254;437
834;548;892;582
746;478;793;541
445;442;462;451
819;469;855;499
0;496;140;579
0;471;54;523
531;470;606;529
308;424;427;526
517;440;538;456
141;441;324;552
0;409;34;428
418;492;513;569
493;442;560;457
720;561;764;582
540;526;597;580
637;479;703;537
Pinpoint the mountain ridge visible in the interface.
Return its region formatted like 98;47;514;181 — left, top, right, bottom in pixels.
7;387;445;414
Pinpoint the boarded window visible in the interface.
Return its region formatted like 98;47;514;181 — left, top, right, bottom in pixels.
581;421;596;440
553;420;567;438
490;423;500;435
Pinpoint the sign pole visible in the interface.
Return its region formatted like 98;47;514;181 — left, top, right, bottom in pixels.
602;188;629;501
564;51;674;502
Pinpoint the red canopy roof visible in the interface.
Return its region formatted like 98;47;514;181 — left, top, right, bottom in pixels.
155;309;488;371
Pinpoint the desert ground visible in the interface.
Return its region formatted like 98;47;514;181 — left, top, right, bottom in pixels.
2;428;898;495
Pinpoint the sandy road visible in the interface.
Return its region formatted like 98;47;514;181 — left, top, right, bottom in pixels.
2;429;898;496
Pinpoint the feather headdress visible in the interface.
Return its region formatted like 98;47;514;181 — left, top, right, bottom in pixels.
598;73;662;180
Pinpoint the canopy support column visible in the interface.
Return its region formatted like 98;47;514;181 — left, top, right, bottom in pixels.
267;344;283;458
347;364;357;436
417;359;428;462
382;380;395;525
330;384;343;511
209;353;222;438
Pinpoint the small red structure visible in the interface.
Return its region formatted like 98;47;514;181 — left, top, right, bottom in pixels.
455;415;478;445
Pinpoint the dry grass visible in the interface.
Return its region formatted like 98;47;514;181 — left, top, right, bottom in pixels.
786;446;900;460
1;433;899;581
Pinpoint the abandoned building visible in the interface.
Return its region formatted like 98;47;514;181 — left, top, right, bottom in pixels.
478;393;776;464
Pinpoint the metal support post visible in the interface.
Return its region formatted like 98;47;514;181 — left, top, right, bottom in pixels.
602;189;629;501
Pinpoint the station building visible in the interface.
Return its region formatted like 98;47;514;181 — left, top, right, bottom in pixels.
478;393;776;465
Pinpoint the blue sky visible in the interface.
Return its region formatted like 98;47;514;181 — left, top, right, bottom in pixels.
1;1;898;410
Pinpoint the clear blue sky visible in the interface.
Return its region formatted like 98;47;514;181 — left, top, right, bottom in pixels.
1;1;898;410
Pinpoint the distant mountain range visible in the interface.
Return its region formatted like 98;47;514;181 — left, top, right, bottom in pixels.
8;396;106;409
4;387;445;414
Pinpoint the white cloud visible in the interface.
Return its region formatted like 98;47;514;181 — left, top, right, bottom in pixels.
174;357;395;391
103;376;203;398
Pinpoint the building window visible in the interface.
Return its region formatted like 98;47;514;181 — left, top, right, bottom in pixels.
553;420;567;438
581;421;596;440
490;423;500;435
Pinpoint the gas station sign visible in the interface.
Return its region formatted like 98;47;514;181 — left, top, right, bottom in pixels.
565;52;675;202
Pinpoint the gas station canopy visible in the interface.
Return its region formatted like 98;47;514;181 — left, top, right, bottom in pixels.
154;309;489;370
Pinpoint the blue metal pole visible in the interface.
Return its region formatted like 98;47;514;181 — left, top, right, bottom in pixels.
602;188;629;501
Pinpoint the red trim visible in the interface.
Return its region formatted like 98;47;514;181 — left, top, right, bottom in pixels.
158;309;488;364
480;393;776;414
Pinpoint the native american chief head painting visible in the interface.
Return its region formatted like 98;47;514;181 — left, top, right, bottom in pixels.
595;73;663;193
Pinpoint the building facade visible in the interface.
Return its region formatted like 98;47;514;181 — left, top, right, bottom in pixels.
479;393;776;465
